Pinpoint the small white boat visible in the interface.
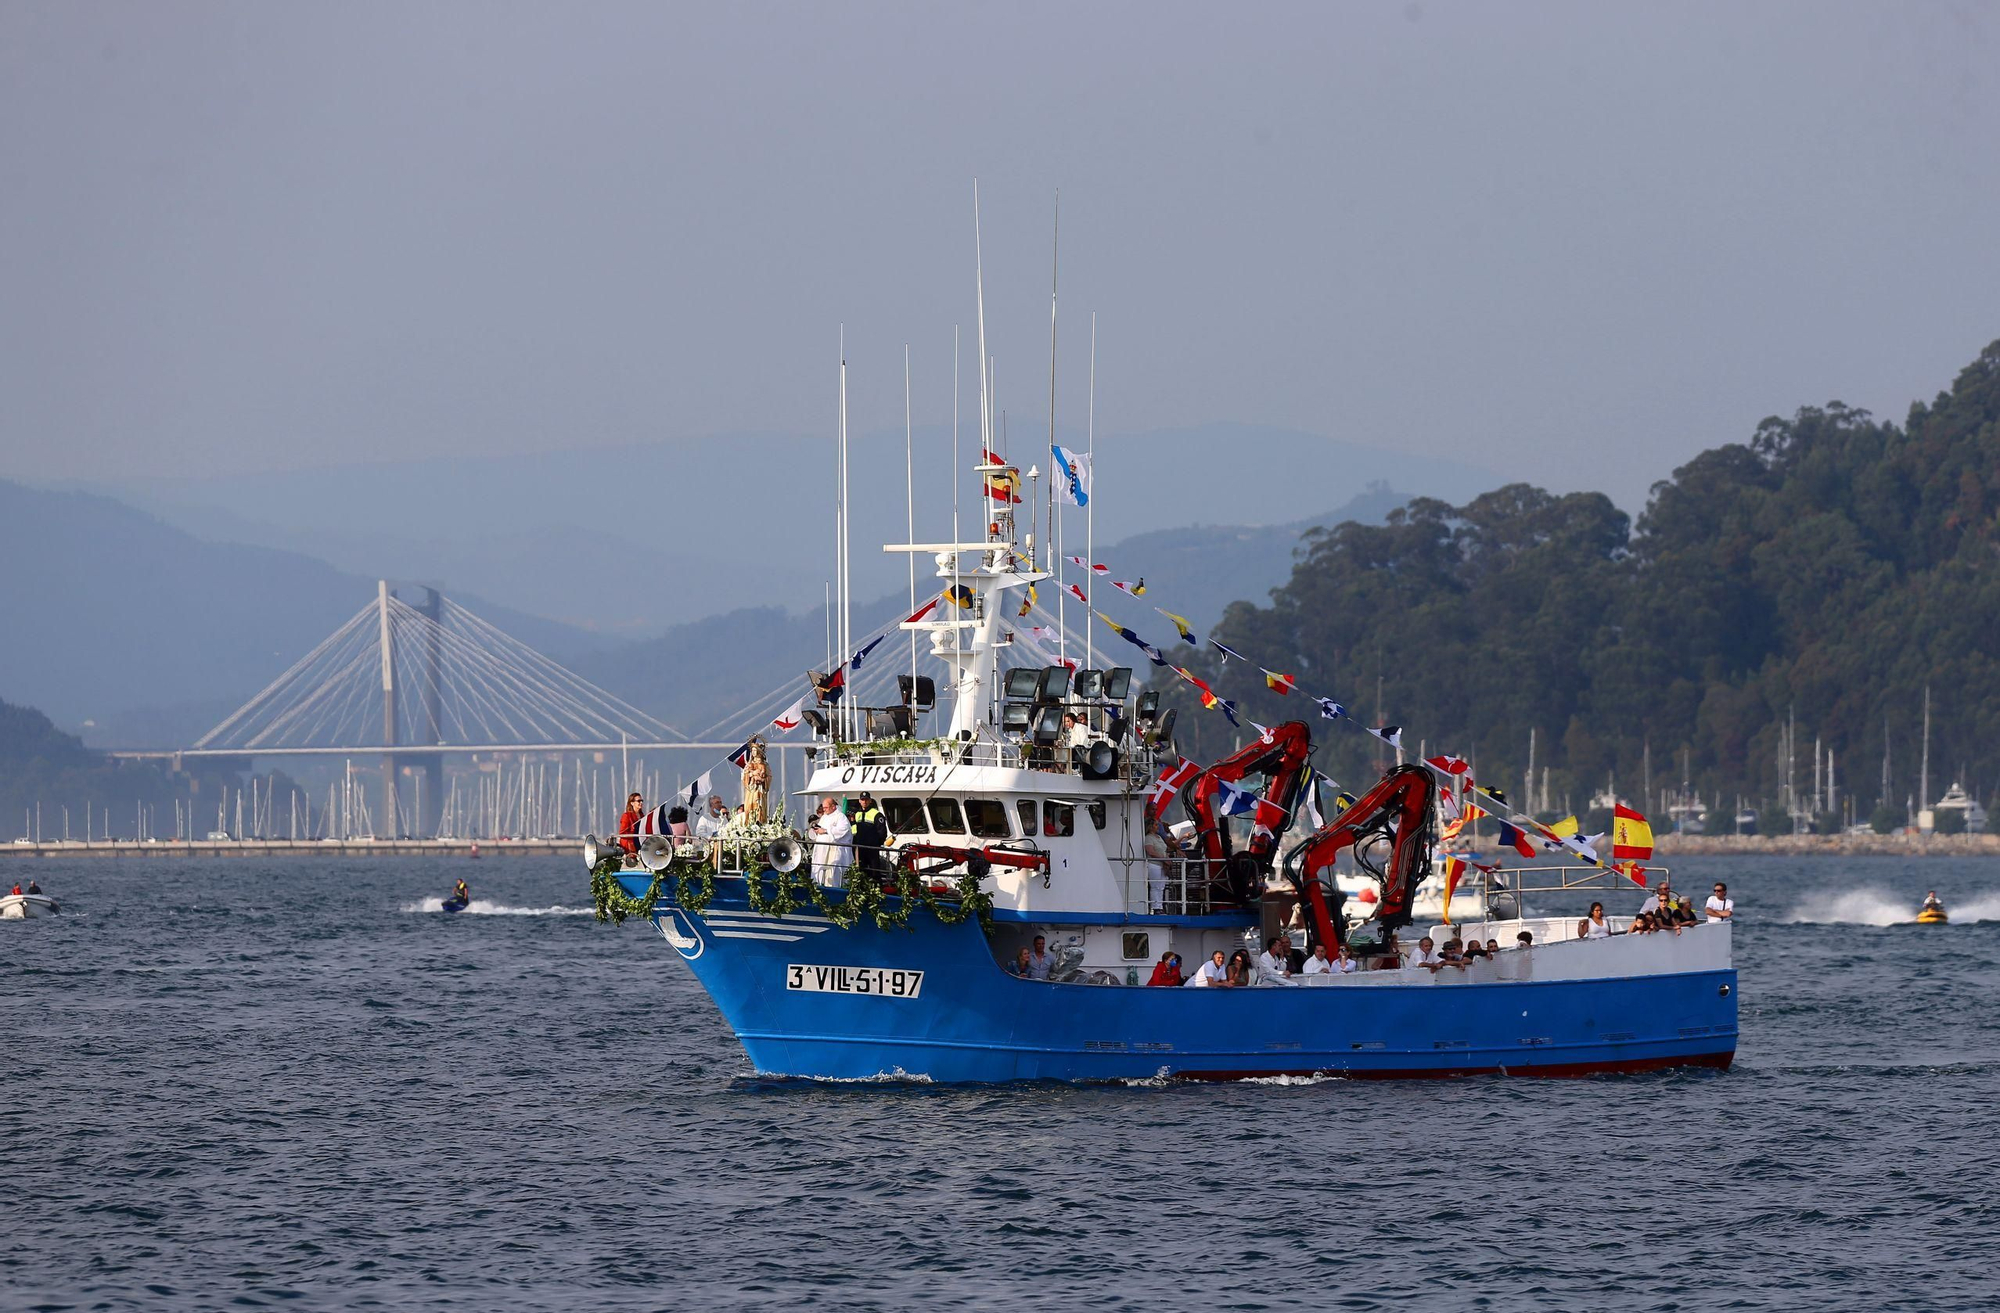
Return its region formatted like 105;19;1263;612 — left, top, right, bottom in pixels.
0;892;60;919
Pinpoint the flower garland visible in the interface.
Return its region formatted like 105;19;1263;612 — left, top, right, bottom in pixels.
589;850;993;932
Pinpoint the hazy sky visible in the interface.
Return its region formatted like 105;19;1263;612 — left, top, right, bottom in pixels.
4;1;1996;510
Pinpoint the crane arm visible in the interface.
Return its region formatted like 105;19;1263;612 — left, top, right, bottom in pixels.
1179;720;1314;904
1282;763;1438;950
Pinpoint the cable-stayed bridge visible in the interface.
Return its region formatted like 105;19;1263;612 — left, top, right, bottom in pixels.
111;582;743;839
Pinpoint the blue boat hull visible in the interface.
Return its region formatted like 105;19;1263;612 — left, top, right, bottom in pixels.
626;876;1738;1083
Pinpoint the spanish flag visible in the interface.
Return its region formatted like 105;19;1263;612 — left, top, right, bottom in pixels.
983;467;1022;504
1611;804;1654;862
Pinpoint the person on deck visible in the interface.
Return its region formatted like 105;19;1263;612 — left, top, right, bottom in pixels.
667;807;690;838
1008;947;1034;978
1407;935;1441;970
1185;949;1228;987
1256;935;1298;986
618;793;644;855
1585;902;1613;937
26;879;43;895
695;795;730;839
1706;883;1735;922
9;883;20;897
1638;879;1672;919
1147;952;1184;986
851;793;889;879
1025;935;1055;981
809;796;853;888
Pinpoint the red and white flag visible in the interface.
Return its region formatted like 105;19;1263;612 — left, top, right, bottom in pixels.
771;699;805;732
1147;759;1200;808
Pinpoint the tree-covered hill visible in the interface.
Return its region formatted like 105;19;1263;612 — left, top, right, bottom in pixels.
1168;341;2000;827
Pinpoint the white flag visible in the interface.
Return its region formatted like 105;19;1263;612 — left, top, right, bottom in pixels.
1052;444;1091;508
771;699;805;732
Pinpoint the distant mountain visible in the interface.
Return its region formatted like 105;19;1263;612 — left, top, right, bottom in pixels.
0;481;619;745
68;423;1498;632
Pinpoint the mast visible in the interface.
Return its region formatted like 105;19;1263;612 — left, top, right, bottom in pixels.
1047;191;1059;578
838;333;853;741
1086;311;1096;671
905;344;917;702
1920;684;1931;821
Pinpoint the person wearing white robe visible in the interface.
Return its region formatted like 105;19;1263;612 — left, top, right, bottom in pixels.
810;797;852;888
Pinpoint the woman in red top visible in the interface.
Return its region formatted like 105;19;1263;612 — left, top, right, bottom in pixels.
618;793;644;854
1146;951;1184;986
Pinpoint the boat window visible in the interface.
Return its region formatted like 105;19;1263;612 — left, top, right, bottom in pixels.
1122;932;1150;960
1044;800;1075;838
928;798;966;834
881;797;927;834
1016;800;1039;836
1087;801;1107;830
964;799;1011;839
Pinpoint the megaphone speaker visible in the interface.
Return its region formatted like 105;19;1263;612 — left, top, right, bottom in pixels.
639;833;674;872
766;836;803;874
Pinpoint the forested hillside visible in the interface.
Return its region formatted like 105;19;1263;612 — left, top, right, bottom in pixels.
1169;341;2000;825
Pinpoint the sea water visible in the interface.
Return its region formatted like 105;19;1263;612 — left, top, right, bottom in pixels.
4;854;1998;1311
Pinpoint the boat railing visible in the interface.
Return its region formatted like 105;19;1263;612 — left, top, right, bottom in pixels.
809;737;1162;784
1108;853;1222;917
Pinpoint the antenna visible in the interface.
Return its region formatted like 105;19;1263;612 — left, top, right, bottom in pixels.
1048;191;1062;659
1086;310;1096;671
905;343;917;701
973;182;992;538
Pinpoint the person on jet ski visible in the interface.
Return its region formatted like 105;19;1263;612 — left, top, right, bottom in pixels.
452;879;470;905
1923;890;1944;912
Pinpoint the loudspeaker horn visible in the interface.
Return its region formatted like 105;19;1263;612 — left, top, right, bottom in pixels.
766;835;804;874
582;833;606;869
638;833;674;872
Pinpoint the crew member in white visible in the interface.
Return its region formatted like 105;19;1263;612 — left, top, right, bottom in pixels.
695;794;731;839
1406;936;1442;970
1184;949;1229;987
1705;882;1734;922
809;796;852;888
1256;935;1298;986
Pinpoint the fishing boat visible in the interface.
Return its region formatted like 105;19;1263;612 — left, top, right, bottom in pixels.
588;213;1737;1083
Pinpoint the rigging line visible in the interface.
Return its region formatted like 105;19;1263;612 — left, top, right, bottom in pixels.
686;605;928;741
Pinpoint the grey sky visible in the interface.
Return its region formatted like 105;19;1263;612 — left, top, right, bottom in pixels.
3;1;1996;511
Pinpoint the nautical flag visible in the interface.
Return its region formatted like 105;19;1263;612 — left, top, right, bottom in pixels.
728;740;754;768
1263;670;1297;695
1496;822;1537;859
1176;667;1221;708
1147;759;1200;808
1440;856;1467;926
1111;578;1146;597
1426;754;1470;776
1026;625;1058;643
1616;860;1649;887
1440;814;1469;842
1217;699;1240;727
849;634;885;670
1096;611;1166;666
1068;555;1110;575
771;699;805;732
1251;798;1288;831
637;802;673;836
1370;724;1404;749
683;771;712;809
1065;582;1087;604
904;596;941;624
812;666;847;704
1612;804;1655;861
1314;698;1346;721
1052;444;1091;508
946;583;975;609
1156;609;1199;644
1303;780;1326;831
1213;777;1258;817
1017;583;1037;618
1248;720;1277;744
1211;639;1246;664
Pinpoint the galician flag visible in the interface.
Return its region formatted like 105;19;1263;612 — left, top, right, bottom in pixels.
1052;444;1091;507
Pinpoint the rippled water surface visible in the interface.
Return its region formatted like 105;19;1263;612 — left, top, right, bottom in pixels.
5;854;1999;1311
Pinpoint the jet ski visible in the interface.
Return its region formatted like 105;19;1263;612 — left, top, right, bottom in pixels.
1915;902;1948;925
441;884;471;914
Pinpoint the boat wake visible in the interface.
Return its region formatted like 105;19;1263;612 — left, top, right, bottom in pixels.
401;897;593;917
1784;887;2000;925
